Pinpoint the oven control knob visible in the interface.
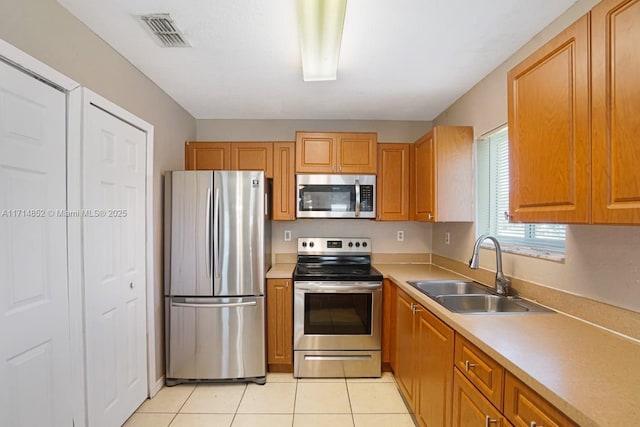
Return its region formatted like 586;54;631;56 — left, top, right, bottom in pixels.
355;242;360;248
348;242;353;247
302;242;307;248
309;242;315;248
362;242;368;248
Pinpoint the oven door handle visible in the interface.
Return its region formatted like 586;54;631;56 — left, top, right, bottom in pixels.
295;282;382;292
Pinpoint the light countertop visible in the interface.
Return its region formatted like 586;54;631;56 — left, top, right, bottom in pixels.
374;263;640;427
266;263;295;279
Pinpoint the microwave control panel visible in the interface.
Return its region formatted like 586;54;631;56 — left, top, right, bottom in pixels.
360;185;374;211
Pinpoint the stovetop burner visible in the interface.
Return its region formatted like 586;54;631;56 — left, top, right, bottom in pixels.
293;238;383;282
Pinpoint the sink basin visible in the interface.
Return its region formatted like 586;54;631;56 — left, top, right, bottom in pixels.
433;294;553;314
407;280;492;297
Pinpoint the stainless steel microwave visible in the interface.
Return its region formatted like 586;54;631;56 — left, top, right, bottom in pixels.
296;174;376;219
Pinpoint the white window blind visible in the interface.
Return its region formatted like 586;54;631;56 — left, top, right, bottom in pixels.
477;126;566;251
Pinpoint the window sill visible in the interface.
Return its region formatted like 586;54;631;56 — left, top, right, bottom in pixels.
480;242;566;263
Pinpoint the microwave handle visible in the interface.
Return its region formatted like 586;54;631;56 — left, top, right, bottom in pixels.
355;178;361;217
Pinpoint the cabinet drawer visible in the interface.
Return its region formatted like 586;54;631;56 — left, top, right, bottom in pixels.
455;335;504;409
504;373;577;427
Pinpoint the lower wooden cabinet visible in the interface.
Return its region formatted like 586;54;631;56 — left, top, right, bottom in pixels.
454;335;505;409
394;287;454;427
382;279;396;370
452;368;513;427
390;284;579;427
266;278;292;372
504;372;578;427
414;303;454;427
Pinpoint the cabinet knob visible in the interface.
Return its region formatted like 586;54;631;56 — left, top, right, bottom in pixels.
464;360;477;371
485;416;498;427
130;282;135;289
530;422;538;427
427;213;433;220
504;211;513;221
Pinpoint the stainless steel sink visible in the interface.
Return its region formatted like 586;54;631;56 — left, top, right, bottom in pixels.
407;280;492;297
433;294;553;314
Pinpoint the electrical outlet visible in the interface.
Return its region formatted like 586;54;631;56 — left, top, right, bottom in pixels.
397;230;404;242
445;231;450;245
284;230;291;241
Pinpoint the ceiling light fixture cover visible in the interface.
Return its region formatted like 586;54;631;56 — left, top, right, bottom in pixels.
297;0;347;81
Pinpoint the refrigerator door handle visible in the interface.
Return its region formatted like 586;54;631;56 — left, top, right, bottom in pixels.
213;187;221;280
171;301;257;309
206;187;212;278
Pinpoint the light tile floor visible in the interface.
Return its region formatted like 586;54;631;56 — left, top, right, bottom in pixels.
125;372;416;427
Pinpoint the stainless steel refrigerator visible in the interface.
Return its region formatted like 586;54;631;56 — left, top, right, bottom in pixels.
164;170;271;385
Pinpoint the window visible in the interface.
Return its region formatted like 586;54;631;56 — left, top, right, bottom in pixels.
477;126;566;252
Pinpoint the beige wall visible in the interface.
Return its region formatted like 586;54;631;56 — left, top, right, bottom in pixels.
196;119;433;142
1;0;197;383
433;0;640;313
272;220;433;257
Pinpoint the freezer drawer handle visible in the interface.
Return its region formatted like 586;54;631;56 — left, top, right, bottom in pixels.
172;301;257;309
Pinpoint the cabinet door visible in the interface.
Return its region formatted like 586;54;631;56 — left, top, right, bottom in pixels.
273;142;296;221
592;0;640;224
185;141;231;170
266;278;293;372
415;307;454;427
295;132;336;173
337;132;378;173
414;131;435;222
394;288;417;410
434;126;474;222
230;142;273;178
507;15;590;224
452;369;512;427
377;143;410;221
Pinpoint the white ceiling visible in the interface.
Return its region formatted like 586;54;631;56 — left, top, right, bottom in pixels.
57;0;576;121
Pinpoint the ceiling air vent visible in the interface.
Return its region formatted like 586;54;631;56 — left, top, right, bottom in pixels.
140;13;191;47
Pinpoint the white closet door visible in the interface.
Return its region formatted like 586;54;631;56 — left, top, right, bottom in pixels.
83;104;148;426
0;61;71;426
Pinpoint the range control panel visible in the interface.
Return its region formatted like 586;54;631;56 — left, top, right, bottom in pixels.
297;237;372;254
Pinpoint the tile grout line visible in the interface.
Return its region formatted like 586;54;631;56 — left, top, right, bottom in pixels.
229;382;248;427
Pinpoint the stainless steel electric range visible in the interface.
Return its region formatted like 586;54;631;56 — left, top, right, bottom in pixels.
293;237;383;378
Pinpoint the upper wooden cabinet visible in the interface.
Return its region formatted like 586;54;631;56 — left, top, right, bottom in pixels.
185;141;230;170
295;131;377;173
508;0;640;225
230;142;273;178
507;15;590;224
185;141;273;177
377;143;410;221
272;142;296;221
591;0;640;224
412;126;474;222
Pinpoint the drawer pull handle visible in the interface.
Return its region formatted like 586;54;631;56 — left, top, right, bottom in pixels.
485;415;498;427
464;360;477;371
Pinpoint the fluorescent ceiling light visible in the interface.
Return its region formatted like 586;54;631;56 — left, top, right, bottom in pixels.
297;0;347;81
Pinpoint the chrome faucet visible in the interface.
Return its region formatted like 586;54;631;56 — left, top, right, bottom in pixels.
468;234;512;296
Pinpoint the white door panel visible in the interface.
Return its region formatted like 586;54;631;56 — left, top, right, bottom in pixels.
84;104;147;426
0;60;71;426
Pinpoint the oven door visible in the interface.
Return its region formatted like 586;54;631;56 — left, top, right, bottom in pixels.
293;281;382;351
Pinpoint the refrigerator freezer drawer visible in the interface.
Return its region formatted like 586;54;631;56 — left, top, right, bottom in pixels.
165;296;266;382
